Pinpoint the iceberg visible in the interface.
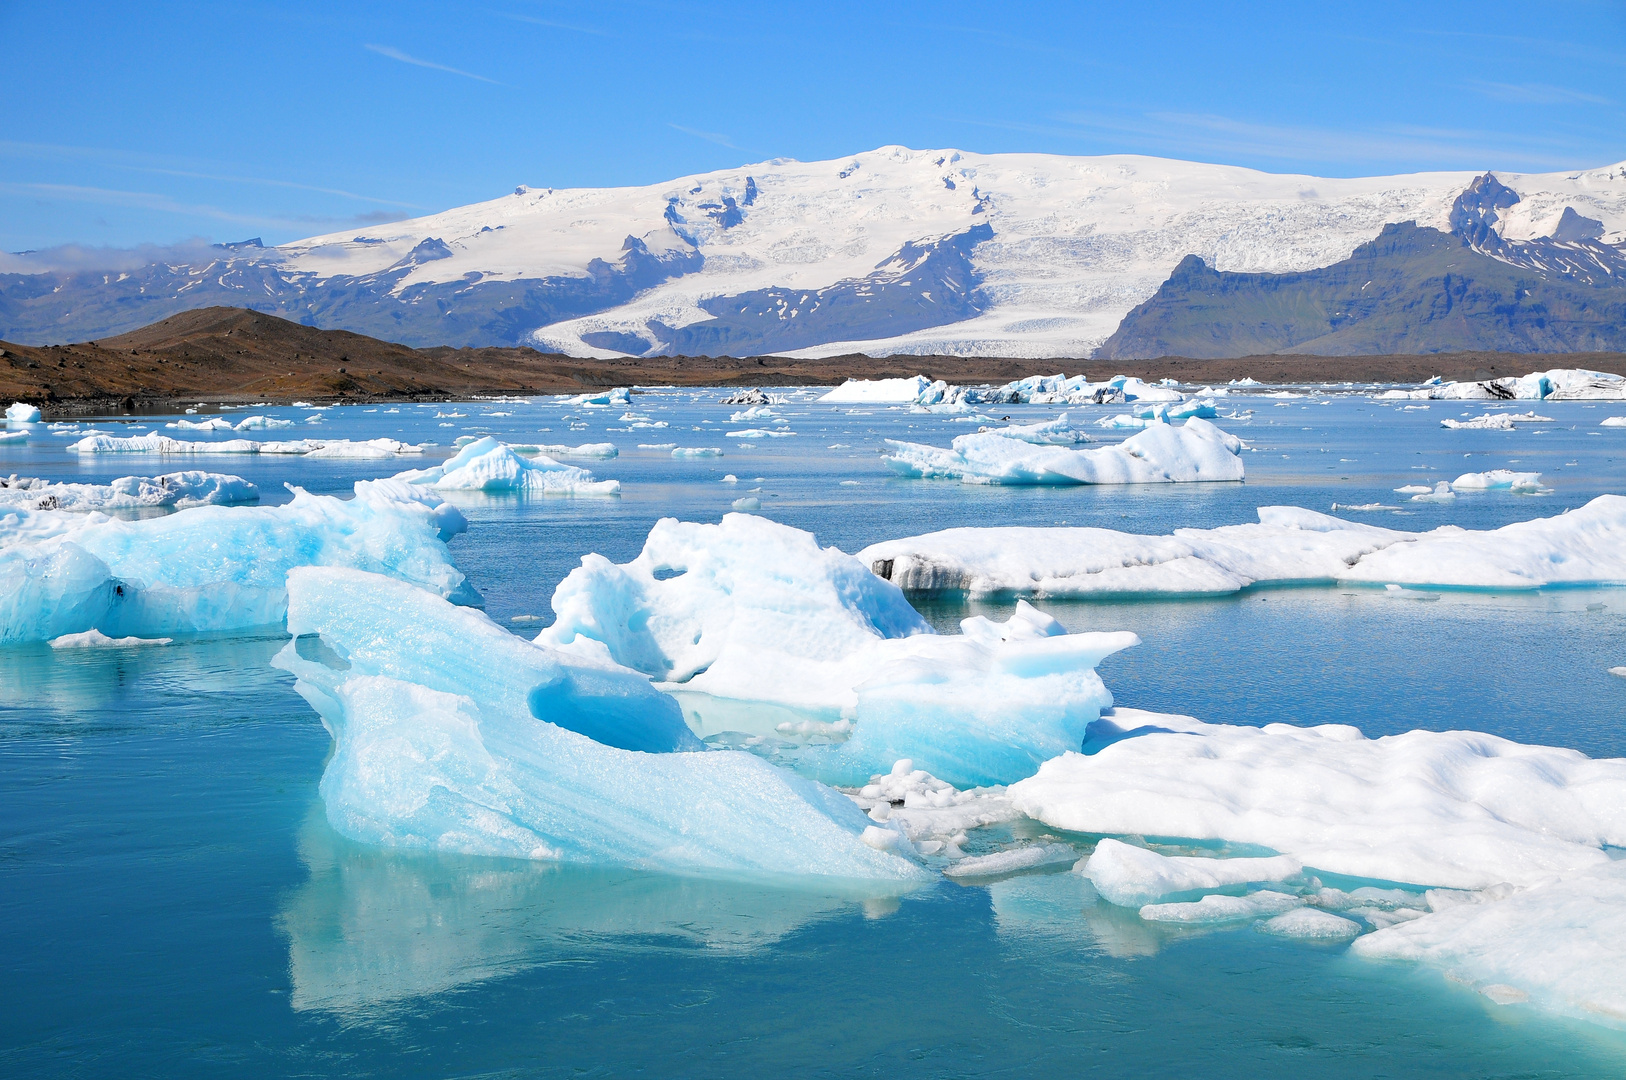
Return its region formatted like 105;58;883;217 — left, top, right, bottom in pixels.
6;402;42;423
884;417;1245;486
0;479;474;644
1080;838;1303;908
70;433;424;457
1441;414;1515;430
166;417;235;431
977;413;1093;445
671;447;723;458
539;514;1137;787
49;628;172;648
1601;416;1626;428
391;437;619;494
1139;890;1302;924
1257;908;1363;940
232;415;295;430
1450;470;1544;492
520;442;618;459
1008;708;1626;890
858;495;1626;596
0;430;27;444
1380;368;1626;402
0;471;258;512
275;567;928;882
819;376;933;403
564;387;632;407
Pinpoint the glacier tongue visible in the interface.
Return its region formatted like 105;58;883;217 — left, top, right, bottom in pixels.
276;567;928;882
0;479;475;644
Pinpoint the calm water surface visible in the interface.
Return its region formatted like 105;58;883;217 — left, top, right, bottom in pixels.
4;389;1625;1076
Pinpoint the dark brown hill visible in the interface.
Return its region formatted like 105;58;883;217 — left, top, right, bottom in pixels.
2;306;1619;415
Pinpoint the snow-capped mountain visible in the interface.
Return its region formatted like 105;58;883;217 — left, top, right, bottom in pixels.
5;146;1625;357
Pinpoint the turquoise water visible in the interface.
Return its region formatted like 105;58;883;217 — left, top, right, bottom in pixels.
4;390;1625;1075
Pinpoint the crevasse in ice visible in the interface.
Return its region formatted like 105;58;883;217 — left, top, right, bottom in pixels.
539;513;1137;786
274;566;928;882
0;478;474;644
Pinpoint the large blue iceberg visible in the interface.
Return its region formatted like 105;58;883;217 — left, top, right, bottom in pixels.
1;479;475;644
275;567;928;882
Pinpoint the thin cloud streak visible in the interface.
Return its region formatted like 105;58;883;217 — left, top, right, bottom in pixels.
0;139;428;209
1465;80;1614;107
492;11;609;35
669;123;737;149
0;182;408;235
363;44;502;85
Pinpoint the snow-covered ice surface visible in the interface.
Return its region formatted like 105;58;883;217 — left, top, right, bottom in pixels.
0;471;258;511
8;389;1626;1072
858;496;1626;596
274;147;1626;360
885;417;1245;485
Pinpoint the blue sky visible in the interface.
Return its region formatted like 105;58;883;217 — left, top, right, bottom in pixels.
2;0;1622;254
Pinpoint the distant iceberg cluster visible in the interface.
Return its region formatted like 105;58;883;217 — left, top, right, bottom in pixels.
820;373;1197;409
393;436;620;494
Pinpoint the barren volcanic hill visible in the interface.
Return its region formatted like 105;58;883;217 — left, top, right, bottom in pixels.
4;306;1623;413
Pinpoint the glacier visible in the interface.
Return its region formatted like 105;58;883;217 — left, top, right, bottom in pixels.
275;567;927;882
884;416;1245;485
858;495;1626;596
0;479;474;644
539;513;1136;787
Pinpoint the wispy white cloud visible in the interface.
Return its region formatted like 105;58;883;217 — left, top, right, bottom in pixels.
0;182;407;236
492;11;609;35
364;44;502;85
669;123;737;149
1465;80;1613;106
0;139;427;209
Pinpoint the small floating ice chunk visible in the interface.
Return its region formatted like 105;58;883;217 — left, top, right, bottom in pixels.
673;447;723;459
1081;838;1302;908
1139;890;1301;924
730;496;761;511
523;442;619;459
1451;470;1544;492
1441;414;1515;430
48;629;173;648
1410;482;1456;502
943;843;1079;879
727;428;795;439
0;431;27;444
1257;908;1362;940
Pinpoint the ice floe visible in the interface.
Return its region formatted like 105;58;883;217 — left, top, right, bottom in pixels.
1008;707;1626;889
1;479;474;644
1441;414;1515;430
1080;838;1303;908
884;417;1245;485
1450;470;1545;492
70;433;426;457
672;447;723;458
6;402;42;423
859;496;1626;596
48;628;172;648
0;471;258;512
275;567;927;882
392;437;619;494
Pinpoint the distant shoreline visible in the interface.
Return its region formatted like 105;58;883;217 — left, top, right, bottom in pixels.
5;306;1620;416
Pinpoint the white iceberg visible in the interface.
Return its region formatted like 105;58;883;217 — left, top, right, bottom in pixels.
857;496;1626;596
0;471;258;512
392;437;619;495
671;447;723;459
1379;368;1625;402
1080;838;1303;908
1441;414;1515;430
885;417;1245;486
977;413;1093;445
166;417;235;431
520;442;618;459
274;567;928;882
0;479;474;644
539;514;1136;787
232;415;295;430
819;376;933;403
1008;707;1626;890
6;402;42;423
1601;417;1626;428
48;628;172;648
1450;470;1544;492
1257;908;1362;940
564;387;632;407
1140;890;1302;924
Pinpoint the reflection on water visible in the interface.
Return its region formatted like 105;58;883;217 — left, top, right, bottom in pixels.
278;805;917;1016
